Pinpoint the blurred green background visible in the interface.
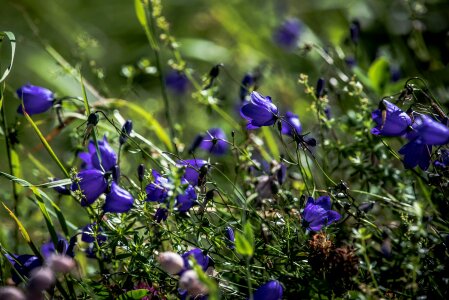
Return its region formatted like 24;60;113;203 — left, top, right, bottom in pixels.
1;0;449;248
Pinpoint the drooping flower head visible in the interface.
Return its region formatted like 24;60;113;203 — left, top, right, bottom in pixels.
273;18;301;50
181;248;211;273
371;99;412;137
240;73;254;102
349;20;361;44
175;182;197;212
398;115;449;170
16;84;54;115
146;170;171;203
79;136;117;172
41;236;75;259
103;182;134;213
6;254;42;284
253;280;283;300
241;91;279;129
71;169;108;206
302;196;341;231
81;223;107;244
165;70;190;94
281;111;302;138
178;159;208;186
119;119;133;145
434;149;449;169
199;128;229;155
225;226;235;250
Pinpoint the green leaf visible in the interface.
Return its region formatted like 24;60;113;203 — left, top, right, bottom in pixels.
243;222;255;248
0;31;16;83
117;289;149;300
235;232;254;257
367;57;390;94
262;126;279;159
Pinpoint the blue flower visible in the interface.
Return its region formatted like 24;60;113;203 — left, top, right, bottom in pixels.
241;91;279;129
81;223;107;244
176;183;197;212
273;18;301;50
165;70;189;94
16;84;54;115
178;159;208;186
199;128;229;155
253;280;283;300
302;196;341;231
6;254;42;284
281;111;302;138
146;170;171;203
41;236;75;259
399;115;449;170
181;248;211;272
434;149;449;168
103;182;134;213
71;169;108;206
371;100;412;137
154;207;168;223
79;136;117;172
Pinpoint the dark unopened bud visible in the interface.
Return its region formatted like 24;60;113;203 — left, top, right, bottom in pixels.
315;77;325;98
112;165;120;183
209;64;223;79
305;137;317;147
350;20;360;44
0;287;26;300
28;267;55;292
239;73;254;102
225;226;235;249
154;208;168;223
157;252;184;275
137;164;145;182
188;134;204;154
119;120;133;144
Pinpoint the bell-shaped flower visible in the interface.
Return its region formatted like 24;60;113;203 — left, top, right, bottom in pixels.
79;136;117;172
154;207;168;223
409;115;449;145
434;149;449;168
71;169;108;206
181;248;211;273
81;223;107;244
281;111;302;137
175;183;197;212
225;226;235;250
145;170;171;203
6;254;42;284
16;84;54;115
273;18;301;50
240;91;279;129
178;159;208;186
398;139;432;170
199;128;229;155
253;280;283;300
103;182;134;213
371;100;411;137
165;70;190;94
41;236;75;259
302;196;341;231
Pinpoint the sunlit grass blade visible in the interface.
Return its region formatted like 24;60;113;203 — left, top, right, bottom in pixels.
1;202;42;258
262;126;279;159
22;109;69;178
0;31;16;83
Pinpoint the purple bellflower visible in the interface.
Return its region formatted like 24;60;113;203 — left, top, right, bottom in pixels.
434;149;449;168
181;248;211;273
165;70;189;94
302;196;341;231
176;183;197;212
241;91;279;129
371;100;412;137
119;120;133;145
281;111;302;137
79;136;117;172
273;18;301;50
399;115;449;170
178;159;208;186
253;280;283;300
146;170;171;203
81;223;107;244
103;182;134;213
6;254;42;284
154;207;169;223
41;236;75;259
16;84;54;115
199;128;229;155
71;169;108;206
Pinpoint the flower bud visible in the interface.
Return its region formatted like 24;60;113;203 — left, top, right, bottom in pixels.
157;252;184;275
0;286;26;300
28;267;55;292
225;226;235;249
119;120;133;144
315;77;325;98
253;280;283;300
46;254;76;273
137;164;145;182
